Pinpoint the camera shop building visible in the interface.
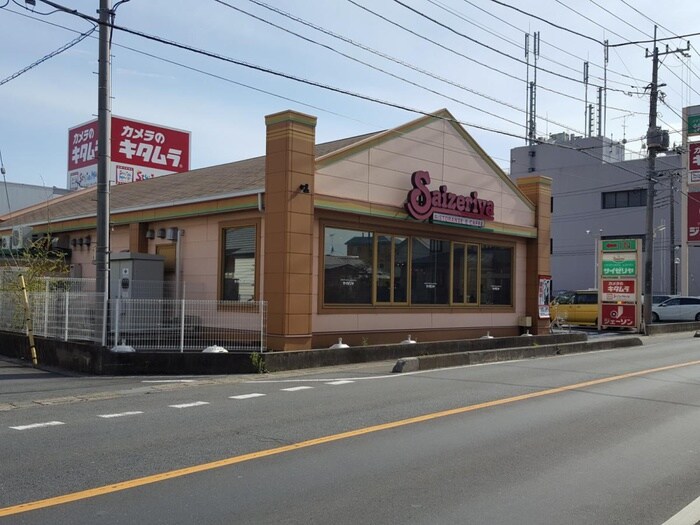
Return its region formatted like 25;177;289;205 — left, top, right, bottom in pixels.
1;108;551;351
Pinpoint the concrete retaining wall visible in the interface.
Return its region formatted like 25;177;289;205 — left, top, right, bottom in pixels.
392;337;643;373
262;333;587;372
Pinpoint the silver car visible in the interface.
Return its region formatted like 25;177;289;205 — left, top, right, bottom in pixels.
651;296;700;322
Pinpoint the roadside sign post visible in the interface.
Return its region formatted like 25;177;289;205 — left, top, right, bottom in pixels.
599;239;642;332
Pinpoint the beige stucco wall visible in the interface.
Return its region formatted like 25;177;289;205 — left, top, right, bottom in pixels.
315;119;534;228
311;116;533;337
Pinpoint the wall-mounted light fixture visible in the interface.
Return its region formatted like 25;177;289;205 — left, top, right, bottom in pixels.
145;229;155;240
70;238;77;247
84;235;91;247
157;228;166;239
78;238;84;246
166;227;179;241
299;183;310;194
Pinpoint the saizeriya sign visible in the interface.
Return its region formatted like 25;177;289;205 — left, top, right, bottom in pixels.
405;170;495;227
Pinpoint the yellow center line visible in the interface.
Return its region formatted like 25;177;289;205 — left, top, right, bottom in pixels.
3;357;700;517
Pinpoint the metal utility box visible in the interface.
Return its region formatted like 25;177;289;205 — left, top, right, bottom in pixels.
110;252;165;299
110;253;166;340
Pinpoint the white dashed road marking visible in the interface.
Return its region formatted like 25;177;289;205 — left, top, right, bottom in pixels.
98;411;144;419
10;421;65;431
281;386;314;392
326;380;354;385
169;402;210;408
229;393;266;400
142;380;195;383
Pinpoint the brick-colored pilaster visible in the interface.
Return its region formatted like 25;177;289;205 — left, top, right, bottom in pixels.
263;110;317;351
517;176;552;335
129;223;149;253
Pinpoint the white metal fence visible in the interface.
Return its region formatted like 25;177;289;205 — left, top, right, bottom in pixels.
0;289;267;353
112;298;267;352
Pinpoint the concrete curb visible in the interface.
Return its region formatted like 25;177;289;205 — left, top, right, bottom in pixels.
392;336;644;373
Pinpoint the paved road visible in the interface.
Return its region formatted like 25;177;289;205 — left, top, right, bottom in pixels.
2;333;700;524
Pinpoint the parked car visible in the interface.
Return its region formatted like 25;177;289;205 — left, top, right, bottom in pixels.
652;294;678;305
549;289;598;326
651;296;700;322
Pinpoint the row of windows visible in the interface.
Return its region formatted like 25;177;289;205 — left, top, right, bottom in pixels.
323;227;513;306
220;225;514;307
551;189;647;214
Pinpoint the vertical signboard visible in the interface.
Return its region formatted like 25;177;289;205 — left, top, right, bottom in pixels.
599;239;641;331
67;120;99;189
688;192;700;244
689;143;700;187
688;115;700;136
67;116;191;190
538;275;551;319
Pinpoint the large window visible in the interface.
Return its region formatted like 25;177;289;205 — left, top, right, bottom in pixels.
411;238;450;304
480;245;512;305
602;189;647;209
322;225;513;307
452;243;479;304
222;225;256;301
376;235;408;303
324;227;373;304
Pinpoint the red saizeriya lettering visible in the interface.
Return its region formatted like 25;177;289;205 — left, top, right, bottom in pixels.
405;170;495;221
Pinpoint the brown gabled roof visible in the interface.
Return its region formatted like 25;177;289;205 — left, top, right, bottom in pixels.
0;130;381;229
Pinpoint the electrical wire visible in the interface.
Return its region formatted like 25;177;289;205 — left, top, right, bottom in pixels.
391;0;642;95
219;0;533;133
21;0;690;194
1;5;518;172
489;0;603;45
461;0;646;87
346;0;644;115
0;25;96;86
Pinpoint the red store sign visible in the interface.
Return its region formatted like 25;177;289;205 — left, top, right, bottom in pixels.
68;116;190;172
405;170;495;224
601;304;637;327
689;192;700;243
690;143;700;171
601;279;635;302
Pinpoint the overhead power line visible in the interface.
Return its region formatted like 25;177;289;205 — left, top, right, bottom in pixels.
27;0;683;189
346;0;644;115
489;0;604;45
392;0;640;95
0;25;96;86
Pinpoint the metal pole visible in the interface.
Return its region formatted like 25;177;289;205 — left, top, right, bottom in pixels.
96;0;111;311
643;28;659;329
64;291;69;341
670;173;676;294
179;298;185;353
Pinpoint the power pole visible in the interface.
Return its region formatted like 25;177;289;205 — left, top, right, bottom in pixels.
96;0;111;305
669;172;677;294
643;27;688;328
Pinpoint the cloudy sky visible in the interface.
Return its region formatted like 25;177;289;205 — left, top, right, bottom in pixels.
1;0;699;189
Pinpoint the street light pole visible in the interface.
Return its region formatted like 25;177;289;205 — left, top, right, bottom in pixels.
586;229;603;289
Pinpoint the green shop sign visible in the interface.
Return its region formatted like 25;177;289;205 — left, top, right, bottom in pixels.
601;239;637;252
602;259;636;276
689;114;700;136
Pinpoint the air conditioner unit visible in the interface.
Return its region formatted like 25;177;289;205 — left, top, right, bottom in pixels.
0;236;10;250
11;226;32;250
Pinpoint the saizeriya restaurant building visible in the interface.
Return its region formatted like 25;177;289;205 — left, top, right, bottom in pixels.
0;109;551;351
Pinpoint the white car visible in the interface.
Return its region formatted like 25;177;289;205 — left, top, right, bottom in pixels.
651;296;700;322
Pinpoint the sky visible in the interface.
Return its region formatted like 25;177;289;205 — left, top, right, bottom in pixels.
1;0;700;190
